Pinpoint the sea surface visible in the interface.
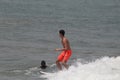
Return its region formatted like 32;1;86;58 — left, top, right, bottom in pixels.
0;0;120;80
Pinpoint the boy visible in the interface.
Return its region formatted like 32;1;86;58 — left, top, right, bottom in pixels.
55;29;72;70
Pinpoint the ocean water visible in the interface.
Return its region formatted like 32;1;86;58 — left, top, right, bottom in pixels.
0;0;120;80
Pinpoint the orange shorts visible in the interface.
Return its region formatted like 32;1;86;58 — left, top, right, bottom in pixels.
57;50;72;62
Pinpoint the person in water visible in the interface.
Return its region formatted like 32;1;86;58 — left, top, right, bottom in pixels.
55;29;72;70
40;60;47;69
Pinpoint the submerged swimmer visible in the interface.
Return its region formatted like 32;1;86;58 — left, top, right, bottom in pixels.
40;60;47;69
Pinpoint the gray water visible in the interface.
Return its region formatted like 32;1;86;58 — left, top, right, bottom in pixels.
0;0;120;80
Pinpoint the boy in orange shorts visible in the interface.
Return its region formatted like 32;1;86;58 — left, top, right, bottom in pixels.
55;29;72;70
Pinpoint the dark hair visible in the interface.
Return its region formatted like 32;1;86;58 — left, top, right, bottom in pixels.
59;29;65;36
40;60;47;69
41;60;46;66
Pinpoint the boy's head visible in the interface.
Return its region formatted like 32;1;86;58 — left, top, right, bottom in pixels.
59;29;65;37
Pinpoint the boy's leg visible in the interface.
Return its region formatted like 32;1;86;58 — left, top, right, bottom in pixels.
62;50;72;69
62;61;69;69
56;51;65;70
56;60;62;70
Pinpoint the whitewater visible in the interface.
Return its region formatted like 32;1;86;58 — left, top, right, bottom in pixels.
42;56;120;80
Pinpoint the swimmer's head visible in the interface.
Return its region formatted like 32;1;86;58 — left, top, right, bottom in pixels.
40;60;47;69
41;60;46;66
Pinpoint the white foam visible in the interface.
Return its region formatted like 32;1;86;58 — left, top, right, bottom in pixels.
25;67;41;75
42;56;120;80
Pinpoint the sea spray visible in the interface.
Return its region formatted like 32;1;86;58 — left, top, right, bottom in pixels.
42;56;120;80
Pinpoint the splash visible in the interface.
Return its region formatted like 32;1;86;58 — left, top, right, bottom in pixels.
42;56;120;80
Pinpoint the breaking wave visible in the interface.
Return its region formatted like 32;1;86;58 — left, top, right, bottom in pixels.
42;56;120;80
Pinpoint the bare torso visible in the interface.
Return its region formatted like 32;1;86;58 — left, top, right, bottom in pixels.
61;37;71;50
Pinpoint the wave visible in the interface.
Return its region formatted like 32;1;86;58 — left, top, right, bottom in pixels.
10;63;56;77
42;56;120;80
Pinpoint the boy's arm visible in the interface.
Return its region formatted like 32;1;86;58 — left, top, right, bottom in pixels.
55;39;68;51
